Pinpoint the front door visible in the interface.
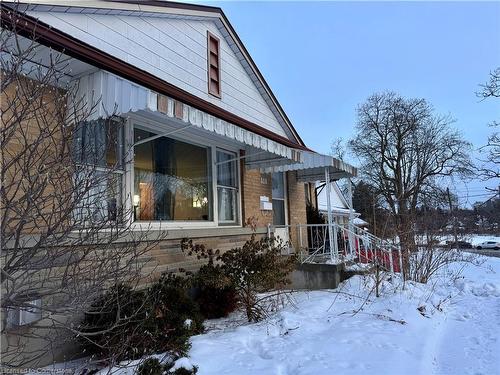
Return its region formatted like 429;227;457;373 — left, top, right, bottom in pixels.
272;172;289;245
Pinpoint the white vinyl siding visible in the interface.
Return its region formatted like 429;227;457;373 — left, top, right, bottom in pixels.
26;10;289;138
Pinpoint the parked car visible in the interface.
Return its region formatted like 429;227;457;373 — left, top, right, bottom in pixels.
446;240;472;249
476;241;500;250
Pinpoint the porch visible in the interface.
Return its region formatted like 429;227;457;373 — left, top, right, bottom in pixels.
270;222;403;274
261;154;402;274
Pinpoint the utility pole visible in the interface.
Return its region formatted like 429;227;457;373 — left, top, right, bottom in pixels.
446;187;458;250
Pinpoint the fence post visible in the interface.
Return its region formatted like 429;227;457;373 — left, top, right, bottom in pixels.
388;249;394;273
398;247;403;274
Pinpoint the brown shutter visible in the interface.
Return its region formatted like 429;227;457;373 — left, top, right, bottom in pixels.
207;31;221;97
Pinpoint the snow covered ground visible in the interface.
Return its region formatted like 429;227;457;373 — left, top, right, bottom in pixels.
39;254;500;375
187;256;500;375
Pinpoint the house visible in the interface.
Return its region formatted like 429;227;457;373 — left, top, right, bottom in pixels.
1;0;357;365
1;0;356;260
315;182;361;227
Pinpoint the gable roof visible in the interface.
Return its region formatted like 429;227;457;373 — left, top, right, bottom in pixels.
3;0;306;147
316;182;353;212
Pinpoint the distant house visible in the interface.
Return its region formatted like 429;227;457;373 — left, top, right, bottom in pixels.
315;182;365;227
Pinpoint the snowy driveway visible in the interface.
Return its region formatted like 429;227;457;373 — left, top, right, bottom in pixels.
189;257;500;375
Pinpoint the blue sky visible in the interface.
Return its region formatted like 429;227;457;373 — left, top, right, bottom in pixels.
210;1;500;203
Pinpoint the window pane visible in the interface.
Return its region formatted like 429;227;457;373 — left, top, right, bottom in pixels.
73;118;124;169
73;169;122;224
217;150;236;187
272;172;284;199
273;199;285;225
134;129;212;221
218;187;236;222
216;150;238;224
106;119;124;168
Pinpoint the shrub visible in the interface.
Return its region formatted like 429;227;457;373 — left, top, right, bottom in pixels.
147;273;204;354
79;275;205;362
169;367;198;375
220;234;297;322
78;284;150;361
182;233;297;322
192;264;237;319
181;239;219;266
136;357;199;375
306;202;325;224
137;358;164;375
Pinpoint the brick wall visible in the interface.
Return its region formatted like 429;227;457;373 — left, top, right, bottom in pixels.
136;229;265;286
286;171;308;248
1;75;73;235
241;168;309;248
242;168;274;228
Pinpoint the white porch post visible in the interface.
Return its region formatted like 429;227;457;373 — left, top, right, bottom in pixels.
347;177;355;260
324;167;336;262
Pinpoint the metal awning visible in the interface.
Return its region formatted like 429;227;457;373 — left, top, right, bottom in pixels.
261;151;357;182
72;70;302;168
127;109;302;168
71;70;356;179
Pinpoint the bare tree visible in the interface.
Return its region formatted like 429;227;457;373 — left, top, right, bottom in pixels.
410;190;477;284
478;68;500;100
349;92;473;278
1;9;164;367
330;137;347;161
477;68;500;182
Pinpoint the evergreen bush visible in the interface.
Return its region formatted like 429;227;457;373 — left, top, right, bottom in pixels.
182;232;297;323
168;367;198;375
219;234;297;322
79;274;204;361
192;264;237;319
147;273;204;354
137;358;165;375
78;284;150;360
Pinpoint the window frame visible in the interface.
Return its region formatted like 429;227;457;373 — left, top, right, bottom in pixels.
272;172;288;226
207;31;222;98
133;127;214;223
125;117;242;229
72;117;126;226
216;148;240;225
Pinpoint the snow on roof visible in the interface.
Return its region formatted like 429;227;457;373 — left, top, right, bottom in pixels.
353;217;369;226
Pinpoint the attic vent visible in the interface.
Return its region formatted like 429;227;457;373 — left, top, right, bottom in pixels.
207;31;221;98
